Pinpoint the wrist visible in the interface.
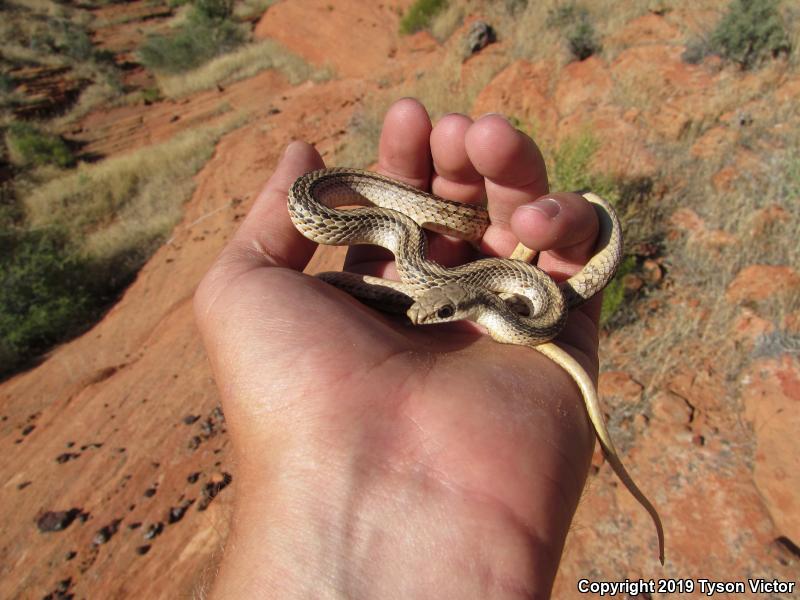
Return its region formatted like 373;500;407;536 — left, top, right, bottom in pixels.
211;446;575;599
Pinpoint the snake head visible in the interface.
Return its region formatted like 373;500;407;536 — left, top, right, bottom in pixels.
407;283;478;325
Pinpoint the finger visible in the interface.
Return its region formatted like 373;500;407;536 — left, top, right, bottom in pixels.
194;140;324;330
430;113;484;203
463;115;549;257
509;192;600;282
427;112;487;265
215;141;325;280
231;140;325;271
376;97;434;187
345;98;433;269
511;191;604;342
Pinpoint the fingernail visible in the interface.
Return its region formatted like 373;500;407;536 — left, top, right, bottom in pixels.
524;198;561;219
479;112;506;120
281;141;295;159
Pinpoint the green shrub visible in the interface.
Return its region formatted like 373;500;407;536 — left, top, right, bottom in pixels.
141;87;162;104
568;18;601;61
0;227;93;375
709;0;790;69
550;133;616;199
681;38;712;65
599;255;636;325
139;2;245;74
194;0;235;20
399;0;448;35
0;73;15;94
545;3;601;61
59;27;95;61
5;122;74;168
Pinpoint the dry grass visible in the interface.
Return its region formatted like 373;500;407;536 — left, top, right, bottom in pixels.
607;119;800;390
22;113;248;263
331;101;385;168
156;39;333;99
233;0;276;20
0;0;127;127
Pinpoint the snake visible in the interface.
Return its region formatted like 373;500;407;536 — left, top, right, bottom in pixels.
288;167;665;565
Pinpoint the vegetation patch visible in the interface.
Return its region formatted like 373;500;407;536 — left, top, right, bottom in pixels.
683;0;791;68
546;132;660;326
399;0;448;35
157;39;331;98
1;115;245;377
0;226;92;373
139;0;247;74
5;122;75;168
545;3;601;61
599;255;636;325
0;1;124;125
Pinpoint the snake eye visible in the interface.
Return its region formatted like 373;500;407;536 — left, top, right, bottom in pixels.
436;305;454;319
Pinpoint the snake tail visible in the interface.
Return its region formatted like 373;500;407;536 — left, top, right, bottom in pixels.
534;342;665;565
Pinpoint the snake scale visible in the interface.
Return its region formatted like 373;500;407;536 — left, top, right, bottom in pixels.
288;167;665;564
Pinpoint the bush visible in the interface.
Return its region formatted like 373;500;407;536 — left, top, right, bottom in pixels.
599;255;636;325
59;27;95;61
550;133;615;198
194;0;235;20
545;3;601;61
399;0;448;35
0;73;15;94
709;0;790;69
5;122;74;168
0;227;93;375
141;87;162;104
139;0;245;74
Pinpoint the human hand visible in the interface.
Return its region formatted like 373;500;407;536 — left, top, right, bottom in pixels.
194;98;604;598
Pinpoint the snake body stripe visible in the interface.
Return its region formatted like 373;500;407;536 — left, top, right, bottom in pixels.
288;167;665;564
290;168;568;340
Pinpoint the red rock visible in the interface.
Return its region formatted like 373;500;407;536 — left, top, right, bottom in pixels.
731;308;775;345
553;55;613;117
669;207;705;233
622;273;644;292
254;0;406;78
649;391;692;426
724;148;763;185
726;265;800;304
749;204;790;238
472;59;558;143
712;164;738;191
599;371;643;404
557;105;656;177
669;207;736;249
641;259;662;284
610;45;716;141
690;126;735;158
743;355;800;542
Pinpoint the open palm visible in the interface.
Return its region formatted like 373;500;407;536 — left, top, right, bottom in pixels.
195;99;604;598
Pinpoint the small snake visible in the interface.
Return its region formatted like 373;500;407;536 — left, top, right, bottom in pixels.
288;167;665;564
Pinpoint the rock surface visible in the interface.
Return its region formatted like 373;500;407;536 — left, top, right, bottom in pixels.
726;265;800;304
742;355;800;544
